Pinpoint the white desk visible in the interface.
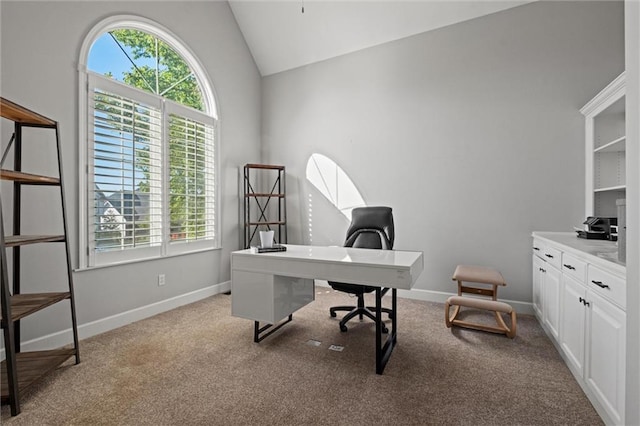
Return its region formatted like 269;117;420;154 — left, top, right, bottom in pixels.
231;244;424;374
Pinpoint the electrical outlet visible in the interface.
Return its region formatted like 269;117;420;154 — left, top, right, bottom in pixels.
158;274;166;286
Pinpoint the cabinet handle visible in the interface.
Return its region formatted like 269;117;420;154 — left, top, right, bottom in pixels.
533;247;540;251
578;297;590;307
563;264;575;270
540;268;546;273
591;280;610;289
545;254;554;259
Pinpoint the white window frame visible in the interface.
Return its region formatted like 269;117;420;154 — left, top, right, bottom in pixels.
78;15;220;269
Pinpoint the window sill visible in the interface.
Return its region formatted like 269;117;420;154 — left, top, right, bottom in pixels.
74;246;222;272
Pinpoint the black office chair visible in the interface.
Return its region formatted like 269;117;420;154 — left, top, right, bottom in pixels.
329;206;395;333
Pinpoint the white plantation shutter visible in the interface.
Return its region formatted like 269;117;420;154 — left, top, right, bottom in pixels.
87;74;217;266
166;104;216;246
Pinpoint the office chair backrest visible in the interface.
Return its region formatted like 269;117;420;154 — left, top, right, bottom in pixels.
344;207;394;250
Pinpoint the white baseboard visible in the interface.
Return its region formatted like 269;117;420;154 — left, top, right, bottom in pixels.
1;281;230;359
315;280;535;315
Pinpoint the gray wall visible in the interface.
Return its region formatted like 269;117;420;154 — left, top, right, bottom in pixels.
262;1;624;304
0;1;261;341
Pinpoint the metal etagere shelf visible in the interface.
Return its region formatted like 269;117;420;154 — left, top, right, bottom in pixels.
243;164;287;248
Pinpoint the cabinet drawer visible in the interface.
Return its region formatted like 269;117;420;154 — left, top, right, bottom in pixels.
561;253;587;283
532;239;544;259
588;265;625;309
541;245;562;270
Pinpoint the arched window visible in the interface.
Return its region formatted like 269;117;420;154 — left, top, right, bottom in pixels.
78;16;219;268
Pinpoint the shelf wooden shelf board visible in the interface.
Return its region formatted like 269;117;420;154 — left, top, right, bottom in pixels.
244;163;285;170
246;221;286;226
4;235;66;247
595;136;626;153
0;97;57;127
1;292;70;325
0;348;76;403
0;170;60;185
244;193;285;198
594;185;626;193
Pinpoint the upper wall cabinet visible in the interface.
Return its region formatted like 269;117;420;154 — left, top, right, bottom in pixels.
580;72;626;218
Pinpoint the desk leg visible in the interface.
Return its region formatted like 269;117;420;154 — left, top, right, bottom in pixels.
254;314;293;343
375;287;397;374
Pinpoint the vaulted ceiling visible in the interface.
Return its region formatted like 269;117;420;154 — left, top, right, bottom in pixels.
228;1;532;76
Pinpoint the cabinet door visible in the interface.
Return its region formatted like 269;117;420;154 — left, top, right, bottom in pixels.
543;266;561;340
532;255;545;319
560;274;586;375
586;291;626;425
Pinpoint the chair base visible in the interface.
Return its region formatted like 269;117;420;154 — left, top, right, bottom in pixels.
329;293;393;332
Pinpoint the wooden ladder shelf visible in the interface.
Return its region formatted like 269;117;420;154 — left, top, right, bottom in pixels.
0;97;80;416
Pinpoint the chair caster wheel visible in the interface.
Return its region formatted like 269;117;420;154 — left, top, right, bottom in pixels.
330;311;337;318
340;324;348;332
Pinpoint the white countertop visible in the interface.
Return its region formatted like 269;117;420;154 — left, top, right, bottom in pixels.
532;232;625;275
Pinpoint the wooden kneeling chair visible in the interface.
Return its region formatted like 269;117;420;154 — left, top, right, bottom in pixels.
445;265;517;338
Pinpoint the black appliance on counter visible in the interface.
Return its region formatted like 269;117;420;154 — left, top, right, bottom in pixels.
576;217;618;241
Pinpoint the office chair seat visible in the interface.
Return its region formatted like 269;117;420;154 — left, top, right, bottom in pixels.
328;206;395;333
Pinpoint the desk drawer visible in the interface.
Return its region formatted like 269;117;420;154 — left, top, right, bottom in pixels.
588;265;625;309
541;245;562;270
561;253;587;283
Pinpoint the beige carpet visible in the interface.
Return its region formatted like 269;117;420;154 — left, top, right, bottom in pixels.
1;290;602;425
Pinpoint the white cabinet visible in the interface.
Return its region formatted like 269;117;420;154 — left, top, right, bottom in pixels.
560;273;586;374
532;253;545;318
581;72;626;218
543;265;561;340
560;271;626;425
532;239;561;340
585;282;626;425
559;251;588;374
532;232;626;425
